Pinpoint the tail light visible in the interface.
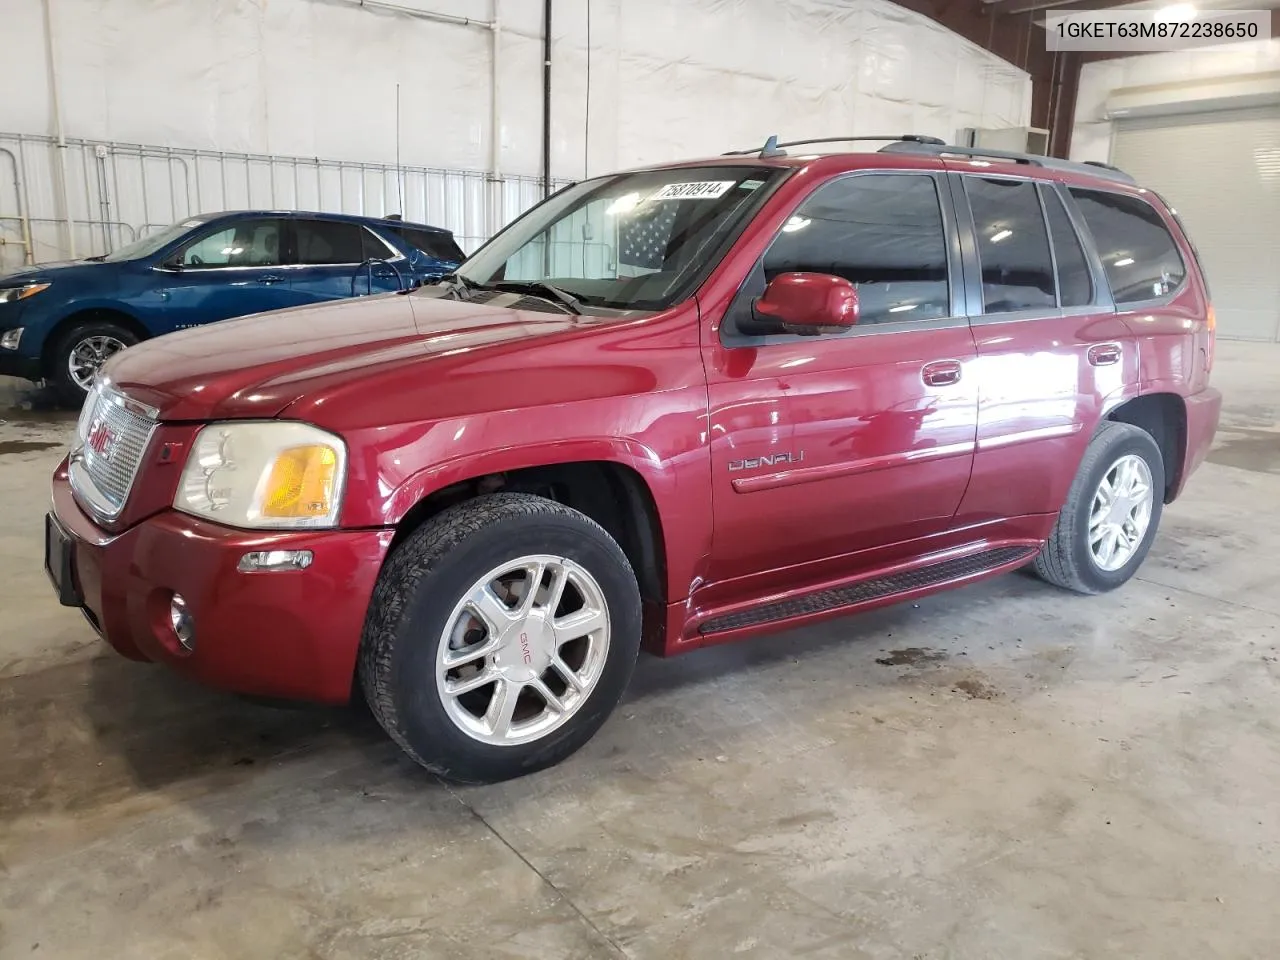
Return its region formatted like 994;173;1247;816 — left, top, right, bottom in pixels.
1205;304;1216;373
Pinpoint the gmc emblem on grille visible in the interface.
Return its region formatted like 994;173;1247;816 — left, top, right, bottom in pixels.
86;420;117;460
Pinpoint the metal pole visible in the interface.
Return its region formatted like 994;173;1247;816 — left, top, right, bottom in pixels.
541;0;552;200
42;0;76;257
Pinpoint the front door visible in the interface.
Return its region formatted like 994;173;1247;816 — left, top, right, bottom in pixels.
152;216;295;332
701;171;978;607
290;219;404;303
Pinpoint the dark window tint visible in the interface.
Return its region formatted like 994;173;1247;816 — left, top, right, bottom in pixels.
388;226;465;262
295;220;365;264
176;219;283;268
762;174;949;325
362;228;395;262
1042;186;1092;307
1069;188;1185;303
965;177;1055;314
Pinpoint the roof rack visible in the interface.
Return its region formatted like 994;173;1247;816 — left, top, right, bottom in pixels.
878;140;1136;185
722;134;946;159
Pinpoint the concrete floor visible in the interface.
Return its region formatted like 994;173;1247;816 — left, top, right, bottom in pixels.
1;341;1278;959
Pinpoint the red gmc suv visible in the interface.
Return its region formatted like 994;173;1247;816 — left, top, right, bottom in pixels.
45;136;1221;783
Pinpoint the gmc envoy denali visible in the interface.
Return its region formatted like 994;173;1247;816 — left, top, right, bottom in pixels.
46;135;1221;783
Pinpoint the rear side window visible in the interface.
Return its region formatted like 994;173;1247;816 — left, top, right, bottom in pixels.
1069;188;1185;303
362;228;396;262
1041;187;1092;307
387;226;464;262
296;220;365;264
964;177;1055;314
762;173;950;325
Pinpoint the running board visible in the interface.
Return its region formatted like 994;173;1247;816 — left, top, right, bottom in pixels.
697;545;1037;635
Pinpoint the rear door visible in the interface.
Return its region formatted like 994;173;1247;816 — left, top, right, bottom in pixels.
289;218;404;303
951;172;1136;526
701;170;978;601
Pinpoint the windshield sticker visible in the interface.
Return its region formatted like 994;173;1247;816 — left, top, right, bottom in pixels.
649;181;736;201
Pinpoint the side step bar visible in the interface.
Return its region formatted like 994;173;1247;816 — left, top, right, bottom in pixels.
697;545;1037;635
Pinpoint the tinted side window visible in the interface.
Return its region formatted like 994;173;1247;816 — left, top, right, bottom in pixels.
1041;186;1092;307
762;174;949;325
965;177;1055;314
176;219;283;268
389;226;465;262
1069;188;1185;303
362;228;396;262
296;220;365;264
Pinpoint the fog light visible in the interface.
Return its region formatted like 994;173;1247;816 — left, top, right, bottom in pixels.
170;593;196;651
238;549;314;573
0;328;22;351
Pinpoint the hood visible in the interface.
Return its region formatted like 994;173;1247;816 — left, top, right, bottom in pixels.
0;259;109;284
104;291;592;421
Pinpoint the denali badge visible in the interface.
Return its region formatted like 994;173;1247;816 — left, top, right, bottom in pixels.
728;452;804;472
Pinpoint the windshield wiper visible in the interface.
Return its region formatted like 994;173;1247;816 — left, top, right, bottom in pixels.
436;272;481;299
490;280;583;314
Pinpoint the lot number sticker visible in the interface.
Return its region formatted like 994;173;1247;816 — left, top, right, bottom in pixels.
649;181;736;201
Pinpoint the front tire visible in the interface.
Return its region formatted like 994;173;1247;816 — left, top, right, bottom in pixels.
1033;421;1165;594
50;320;140;406
359;493;642;784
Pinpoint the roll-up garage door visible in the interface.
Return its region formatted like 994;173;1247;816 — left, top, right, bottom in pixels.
1111;107;1280;342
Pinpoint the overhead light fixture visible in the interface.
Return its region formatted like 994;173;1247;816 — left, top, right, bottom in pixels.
889;304;917;313
990;229;1012;243
1113;257;1135;267
1154;3;1196;21
782;216;811;233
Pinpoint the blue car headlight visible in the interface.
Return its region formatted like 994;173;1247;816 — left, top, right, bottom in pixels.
0;282;50;304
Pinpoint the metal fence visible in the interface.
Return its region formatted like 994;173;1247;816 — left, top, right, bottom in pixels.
0;132;569;271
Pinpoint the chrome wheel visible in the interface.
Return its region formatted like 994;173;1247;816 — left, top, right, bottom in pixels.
436;554;611;746
1088;453;1154;572
67;335;127;391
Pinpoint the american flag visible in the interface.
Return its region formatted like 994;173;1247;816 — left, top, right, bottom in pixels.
619;201;680;271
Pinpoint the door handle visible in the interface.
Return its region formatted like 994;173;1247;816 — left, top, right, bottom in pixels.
257;274;284;285
1088;343;1122;366
921;360;962;387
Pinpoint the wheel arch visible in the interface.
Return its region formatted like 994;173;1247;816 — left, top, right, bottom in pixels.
41;305;150;377
1103;392;1187;503
386;451;671;609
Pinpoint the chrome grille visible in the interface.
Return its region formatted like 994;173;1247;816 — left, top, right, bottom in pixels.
70;383;158;520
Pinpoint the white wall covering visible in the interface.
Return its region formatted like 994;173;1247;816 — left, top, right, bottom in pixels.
1071;39;1280;162
2;0;1030;267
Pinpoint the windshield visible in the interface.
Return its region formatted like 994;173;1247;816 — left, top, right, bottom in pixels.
455;165;782;310
99;218;208;263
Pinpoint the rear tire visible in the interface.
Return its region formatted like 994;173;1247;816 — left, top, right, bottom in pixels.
1033;421;1165;594
49;320;140;407
359;493;642;784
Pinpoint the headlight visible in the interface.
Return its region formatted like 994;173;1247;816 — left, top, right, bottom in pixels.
175;422;348;529
0;283;51;304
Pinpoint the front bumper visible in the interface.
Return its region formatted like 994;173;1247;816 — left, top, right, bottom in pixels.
0;350;41;381
49;467;393;704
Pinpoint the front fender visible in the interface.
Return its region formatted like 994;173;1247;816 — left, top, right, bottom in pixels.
346;433;711;606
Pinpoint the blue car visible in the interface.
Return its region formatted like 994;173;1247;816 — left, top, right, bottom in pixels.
0;210;464;401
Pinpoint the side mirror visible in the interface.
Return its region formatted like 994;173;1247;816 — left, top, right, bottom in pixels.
750;272;859;336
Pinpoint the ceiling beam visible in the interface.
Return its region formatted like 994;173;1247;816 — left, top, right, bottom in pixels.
984;0;1135;17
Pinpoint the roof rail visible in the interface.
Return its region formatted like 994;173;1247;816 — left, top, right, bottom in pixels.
722;134;946;159
878;140;1136;185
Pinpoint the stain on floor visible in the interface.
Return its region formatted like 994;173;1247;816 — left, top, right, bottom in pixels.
875;647;947;666
0;440;61;455
1208;427;1280;474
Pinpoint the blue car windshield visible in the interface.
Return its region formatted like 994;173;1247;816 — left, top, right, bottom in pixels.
99;218;209;263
